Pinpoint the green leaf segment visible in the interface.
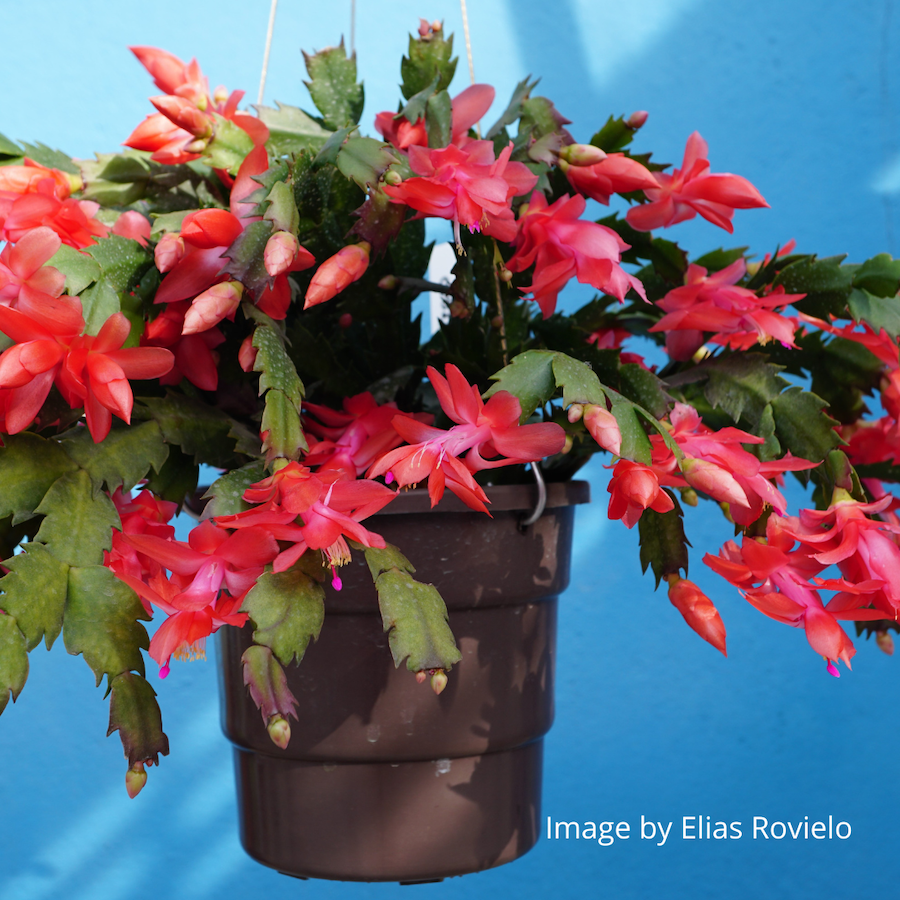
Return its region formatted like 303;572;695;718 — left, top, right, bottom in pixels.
0;431;170;766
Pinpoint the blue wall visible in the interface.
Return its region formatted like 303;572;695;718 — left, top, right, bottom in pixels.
1;2;898;898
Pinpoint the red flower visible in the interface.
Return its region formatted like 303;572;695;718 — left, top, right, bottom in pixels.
606;459;674;528
110;211;152;246
0;306;174;441
124;46;269;165
141;300;224;392
375;83;495;153
625;132;768;234
214;463;396;579
0;180;107;249
506;191;647;317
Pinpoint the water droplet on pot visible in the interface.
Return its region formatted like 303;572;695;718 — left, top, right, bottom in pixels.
435;758;451;776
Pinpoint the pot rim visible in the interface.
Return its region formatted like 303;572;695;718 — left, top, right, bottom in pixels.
372;479;590;515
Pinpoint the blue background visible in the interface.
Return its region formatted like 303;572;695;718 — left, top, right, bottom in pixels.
2;1;898;897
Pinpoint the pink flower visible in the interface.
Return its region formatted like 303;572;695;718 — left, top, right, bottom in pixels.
625;132;768;234
303;392;432;481
383;140;537;245
649;258;801;361
704;516;888;675
653;403;816;528
367;364;565;512
560;152;659;205
506;191;647;317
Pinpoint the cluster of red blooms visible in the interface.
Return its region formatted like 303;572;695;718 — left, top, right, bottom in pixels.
5;40;893;682
104;363;564;676
706;490;900;674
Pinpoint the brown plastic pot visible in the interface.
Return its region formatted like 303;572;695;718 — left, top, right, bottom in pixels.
218;479;590;883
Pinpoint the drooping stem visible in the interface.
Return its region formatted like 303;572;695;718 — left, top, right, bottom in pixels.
258;0;279;105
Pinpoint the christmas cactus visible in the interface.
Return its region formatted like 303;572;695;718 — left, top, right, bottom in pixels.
1;19;899;796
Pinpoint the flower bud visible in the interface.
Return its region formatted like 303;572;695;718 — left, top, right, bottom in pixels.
339;313;353;329
304;242;371;309
416;670;428;684
559;143;608;167
213;85;229;106
264;230;300;277
449;299;469;319
378;274;399;290
561;435;574;454
267;714;292;749
567;403;584;423
238;334;258;372
64;172;84;194
626;110;649;129
151;95;212;138
183;281;244;334
111;210;151;246
384;169;403;186
183;138;209;154
125;761;147;799
431;670;448;695
154;233;184;273
583;404;622;455
418;18;431;37
682;458;748;509
876;630;895;656
680;487;699;507
667;576;727;656
431;20;442;32
498;267;513;283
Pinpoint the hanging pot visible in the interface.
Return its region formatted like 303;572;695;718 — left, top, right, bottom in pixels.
218;479;590;883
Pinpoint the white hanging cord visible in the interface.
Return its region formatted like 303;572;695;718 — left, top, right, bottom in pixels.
258;0;280;105
459;0;476;85
350;0;356;56
459;0;481;137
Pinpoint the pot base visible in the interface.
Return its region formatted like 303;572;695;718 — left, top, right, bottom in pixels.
234;740;544;883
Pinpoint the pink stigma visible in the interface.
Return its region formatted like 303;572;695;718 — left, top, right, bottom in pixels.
332;574;343;591
159;663;170;679
826;660;840;678
385;471;394;484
